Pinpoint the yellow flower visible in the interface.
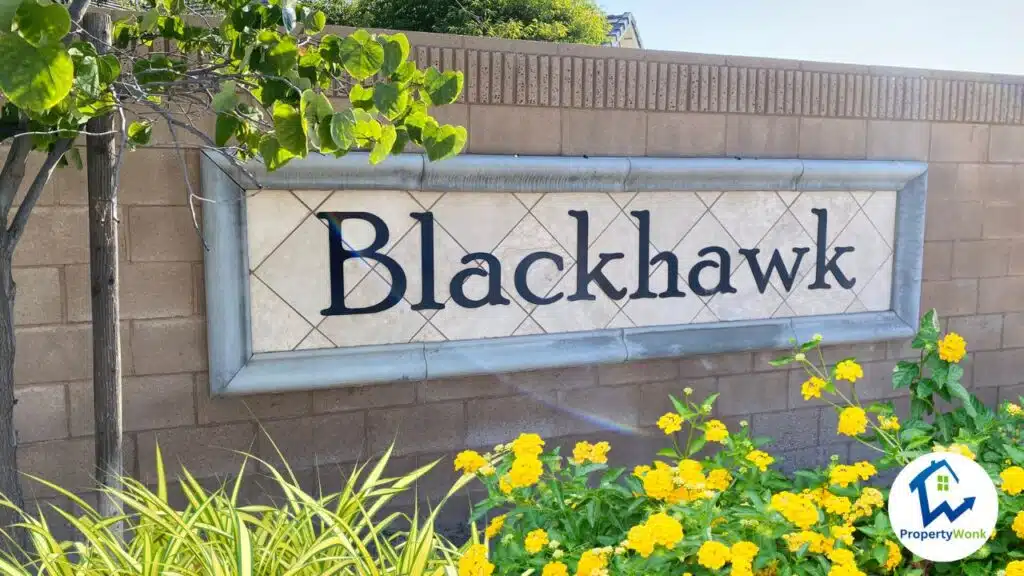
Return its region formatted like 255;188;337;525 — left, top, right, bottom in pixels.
509;456;543;488
834;360;863;383
458;544;494;576
938;332;966;363
746;450;775;472
708;468;733;491
830;465;860;488
883;540;901;571
1014;511;1024;539
454;450;488;475
1008;403;1023;417
878;414;900;431
624;522;655;557
827;548;855;566
828;563;865;576
589;441;610;464
830;525;855;546
705;419;729;443
641;466;675;500
783;531;829;554
822;494;852;516
511;433;545;458
542;562;568;576
731;541;759;562
525;529;549;554
485;514;506;539
934;443;976;460
646;512;684;547
1002;466;1024;495
853;461;877;481
499;475;513;495
572;441;609;464
633;464;651;478
770;491;820;530
802;376;827;400
575;548;609;576
837;406;867;437
697;541;732;570
1008;560;1024;576
657;412;683;434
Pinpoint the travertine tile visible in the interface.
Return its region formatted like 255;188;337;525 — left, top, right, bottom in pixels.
245;191;309;269
250;277;312;354
254;215;330;324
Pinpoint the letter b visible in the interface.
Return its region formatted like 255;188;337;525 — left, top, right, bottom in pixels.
317;211;407;315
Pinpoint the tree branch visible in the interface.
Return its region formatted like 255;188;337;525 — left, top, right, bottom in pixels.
68;0;91;24
0;127;32;220
6;139;73;256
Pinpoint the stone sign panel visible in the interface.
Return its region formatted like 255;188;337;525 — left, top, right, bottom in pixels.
202;153;926;395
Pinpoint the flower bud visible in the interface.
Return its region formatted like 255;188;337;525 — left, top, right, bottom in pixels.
794;353;806;362
684;387;694;395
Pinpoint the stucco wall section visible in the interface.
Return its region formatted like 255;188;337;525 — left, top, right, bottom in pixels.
8;29;1024;528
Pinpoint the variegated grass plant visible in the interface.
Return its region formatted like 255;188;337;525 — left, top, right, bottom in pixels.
0;437;473;575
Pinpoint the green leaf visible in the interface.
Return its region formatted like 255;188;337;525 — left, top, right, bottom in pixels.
379;32;409;77
769;355;795;367
423;68;463;106
369;123;396;164
0;34;73;111
127;120;152;147
372;82;408;119
66;146;82;170
352;113;381;147
349;83;375;111
338;29;384;81
391;125;409;154
304;10;325;35
272;101;307;157
391;60;418;84
215;114;239;147
97;54;120;85
892;360;919;390
422;122;466;161
73;54;100;98
259;135;296;171
264;37;298;75
14;0;71;47
946;366;975;416
0;0;19;33
212;81;238;114
140;7;159;32
914;309;940;347
300;89;333;122
329;109;357;151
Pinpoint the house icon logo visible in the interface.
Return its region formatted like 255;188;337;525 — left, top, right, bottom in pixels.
889;452;998;563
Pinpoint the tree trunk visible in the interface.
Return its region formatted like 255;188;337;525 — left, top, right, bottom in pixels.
0;247;25;554
84;12;123;534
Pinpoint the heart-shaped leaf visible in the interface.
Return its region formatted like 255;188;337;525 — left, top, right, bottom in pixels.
372;82;408;119
0;0;20;33
212;81;239;113
379;32;409;77
0;34;72;111
14;0;70;47
329;109;357;151
422;123;466;161
259;135;296;171
303;9;325;35
127;120;152;147
349;83;374;111
337;29;383;80
97;54;120;84
423;68;463;106
215;114;239;147
272;101;307;157
369;122;396;164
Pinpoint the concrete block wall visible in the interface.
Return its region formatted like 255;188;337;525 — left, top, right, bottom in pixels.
8;29;1024;522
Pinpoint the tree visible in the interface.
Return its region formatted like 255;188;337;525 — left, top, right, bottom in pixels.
322;0;611;45
0;0;465;552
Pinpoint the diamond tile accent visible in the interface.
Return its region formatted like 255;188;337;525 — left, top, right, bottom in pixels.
245;188;901;352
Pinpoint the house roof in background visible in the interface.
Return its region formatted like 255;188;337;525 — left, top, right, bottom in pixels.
605;12;642;49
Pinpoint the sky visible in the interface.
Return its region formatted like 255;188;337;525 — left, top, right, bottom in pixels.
597;0;1024;75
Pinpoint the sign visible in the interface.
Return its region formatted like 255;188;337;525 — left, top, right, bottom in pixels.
888;452;998;562
247;190;896;353
202;153;927;394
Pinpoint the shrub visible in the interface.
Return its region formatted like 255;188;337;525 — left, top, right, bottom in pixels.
0;443;473;575
454;309;1024;575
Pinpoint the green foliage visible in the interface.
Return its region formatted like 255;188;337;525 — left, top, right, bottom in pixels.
0;442;473;575
321;0;611;45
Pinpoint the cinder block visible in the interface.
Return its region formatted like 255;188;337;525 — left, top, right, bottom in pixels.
752;408;821;452
558;385;640;436
197;374;312;424
597;359;678;386
777;443;849;476
926;163;981;202
921;279;978;316
128;206;202;262
982;202;1024;239
20;437;95;498
65;262;193;321
646;113;727;157
979;164;1024;202
131;318;207;375
725;115;799;158
989;125;1024;163
798;118;867;159
466;393;559;448
1009;241;1024;275
257;412;366;470
679;352;753;377
499;366;597;392
867;120;929;161
137;422;258;484
999;383;1024;404
924;201;983;241
638;377;718;425
468;105;560;155
922;242;953;281
718;372;788;415
313;382;416;413
929;123;989;162
14;324;91;385
8;150;56;207
979;276;1024;313
972;349;1024;389
12;267;61;325
948;314;1003;351
69;373;195;434
13;207;88;266
57;149;198;206
14;384;67;442
1002;312;1024;348
561;109;646;156
367;402;465;457
193;263;205;316
951;240;1010;278
417;374;514;402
